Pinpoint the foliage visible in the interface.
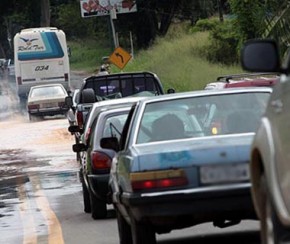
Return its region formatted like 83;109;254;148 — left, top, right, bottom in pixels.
189;18;220;32
68;38;112;73
229;0;265;45
205;19;240;65
83;30;242;92
53;3;96;39
189;18;239;65
0;0;41;57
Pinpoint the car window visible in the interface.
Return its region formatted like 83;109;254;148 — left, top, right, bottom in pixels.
30;86;66;97
136;104;204;144
84;76;159;99
102;113;129;140
136;92;270;144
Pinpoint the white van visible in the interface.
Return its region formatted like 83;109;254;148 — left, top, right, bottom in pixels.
14;27;70;98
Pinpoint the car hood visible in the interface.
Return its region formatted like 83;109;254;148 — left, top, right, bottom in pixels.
131;134;254;171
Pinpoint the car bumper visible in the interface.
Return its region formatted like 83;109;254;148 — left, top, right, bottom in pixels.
29;108;68;116
87;174;110;202
117;183;256;223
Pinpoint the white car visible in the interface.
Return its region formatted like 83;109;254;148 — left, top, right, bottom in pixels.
27;83;69;121
242;39;290;243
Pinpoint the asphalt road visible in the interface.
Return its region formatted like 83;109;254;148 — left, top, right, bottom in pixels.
0;71;262;244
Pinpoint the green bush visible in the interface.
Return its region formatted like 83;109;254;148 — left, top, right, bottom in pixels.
203;19;240;65
69;38;111;72
69;25;243;92
55;3;96;39
189;18;220;33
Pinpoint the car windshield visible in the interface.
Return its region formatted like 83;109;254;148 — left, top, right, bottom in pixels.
31;86;66;98
136;92;270;144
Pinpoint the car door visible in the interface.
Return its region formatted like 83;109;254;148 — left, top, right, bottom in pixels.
110;105;137;218
268;74;290;213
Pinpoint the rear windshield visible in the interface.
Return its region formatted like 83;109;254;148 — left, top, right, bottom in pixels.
136;92;270;144
31;86;66;97
83;75;162;99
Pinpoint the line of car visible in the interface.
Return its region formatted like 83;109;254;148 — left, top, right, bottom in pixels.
26;38;288;244
62;47;288;244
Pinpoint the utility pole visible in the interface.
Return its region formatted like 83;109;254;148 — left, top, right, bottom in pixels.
110;9;118;48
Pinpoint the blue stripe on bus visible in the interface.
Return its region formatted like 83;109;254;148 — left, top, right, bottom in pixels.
18;32;64;61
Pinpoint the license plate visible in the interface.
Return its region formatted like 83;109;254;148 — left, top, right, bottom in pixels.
41;102;57;108
199;164;249;184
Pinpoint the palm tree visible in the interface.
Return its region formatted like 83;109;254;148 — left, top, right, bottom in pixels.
264;1;290;58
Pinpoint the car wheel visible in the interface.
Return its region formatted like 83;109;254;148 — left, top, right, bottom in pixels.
116;207;132;244
260;175;290;244
130;211;156;244
29;114;39;122
89;190;107;219
80;171;91;213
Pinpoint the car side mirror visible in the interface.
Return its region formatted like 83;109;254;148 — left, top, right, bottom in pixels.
167;88;175;94
241;39;281;72
65;96;73;108
100;137;119;152
68;125;83;134
72;143;87;153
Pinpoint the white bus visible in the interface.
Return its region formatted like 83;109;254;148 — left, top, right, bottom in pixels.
13;27;70;98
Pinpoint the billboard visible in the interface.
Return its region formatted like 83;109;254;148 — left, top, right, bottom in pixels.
80;0;137;18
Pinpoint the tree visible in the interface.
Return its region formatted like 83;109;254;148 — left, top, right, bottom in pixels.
41;0;50;27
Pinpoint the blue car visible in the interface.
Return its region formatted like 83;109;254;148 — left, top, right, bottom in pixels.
103;87;272;244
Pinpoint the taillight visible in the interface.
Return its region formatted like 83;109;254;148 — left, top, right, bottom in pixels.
17;76;22;85
130;169;188;191
28;104;40;110
77;111;83;128
91;151;112;173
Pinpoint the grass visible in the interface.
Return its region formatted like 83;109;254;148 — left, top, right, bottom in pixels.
68;38;112;72
68;29;243;92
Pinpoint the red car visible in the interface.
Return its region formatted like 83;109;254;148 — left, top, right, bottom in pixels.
205;73;279;89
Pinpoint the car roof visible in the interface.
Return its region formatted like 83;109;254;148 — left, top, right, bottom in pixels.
139;87;272;105
30;83;66;89
205;73;279;89
90;96;148;110
83;96;145;135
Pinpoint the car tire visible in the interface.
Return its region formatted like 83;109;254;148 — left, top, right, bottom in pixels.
29;114;39;122
130;211;156;244
116;207;132;244
260;174;290;244
80;171;91;213
89;190;107;219
81;88;96;103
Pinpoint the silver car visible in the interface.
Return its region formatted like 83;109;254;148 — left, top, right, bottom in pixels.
72;98;146;220
104;87;271;244
242;39;290;244
27;83;69;121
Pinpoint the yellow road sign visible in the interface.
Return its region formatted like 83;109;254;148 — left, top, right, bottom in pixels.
109;47;132;70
